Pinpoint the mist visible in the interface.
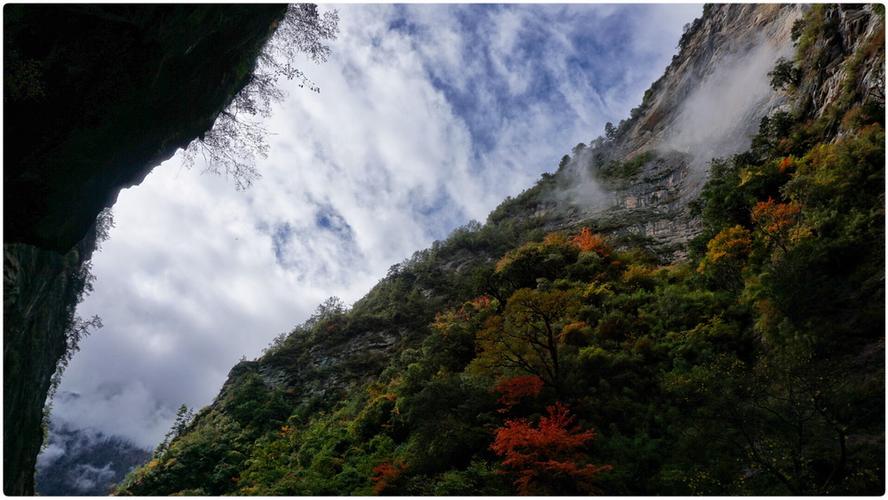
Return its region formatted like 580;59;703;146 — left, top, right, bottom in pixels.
663;36;794;172
547;11;800;216
35;408;151;496
549;144;614;215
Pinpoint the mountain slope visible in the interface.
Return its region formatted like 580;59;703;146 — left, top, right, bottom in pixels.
36;417;151;496
117;4;884;495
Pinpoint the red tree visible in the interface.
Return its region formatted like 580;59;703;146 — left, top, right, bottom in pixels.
371;461;406;494
751;197;802;251
495;375;544;412
571;227;610;256
491;403;611;494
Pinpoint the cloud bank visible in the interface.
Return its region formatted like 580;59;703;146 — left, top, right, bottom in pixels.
48;4;701;452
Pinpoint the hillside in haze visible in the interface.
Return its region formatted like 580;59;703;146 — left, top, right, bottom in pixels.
36;408;150;496
116;4;885;496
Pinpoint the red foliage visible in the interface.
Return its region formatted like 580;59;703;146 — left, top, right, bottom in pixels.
495;375;544;412
752;197;801;234
571;227;610;256
371;461;407;494
491;403;612;495
777;156;796;173
470;294;492;309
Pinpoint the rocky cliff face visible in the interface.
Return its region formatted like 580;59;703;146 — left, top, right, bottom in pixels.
3;236;97;496
4;5;286;251
489;4;804;259
210;2;884;442
212;3;804;424
116;3;884;495
483;4;884;261
3;5;286;495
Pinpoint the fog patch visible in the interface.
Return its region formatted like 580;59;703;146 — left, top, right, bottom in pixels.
37;442;66;468
546;145;613;214
36;413;151;496
71;463;116;493
49;387;175;450
663;35;793;174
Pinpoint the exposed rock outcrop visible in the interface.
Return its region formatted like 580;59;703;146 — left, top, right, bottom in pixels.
3;240;94;495
114;3;883;495
209;2;884;442
496;4;805;259
4;5;287;251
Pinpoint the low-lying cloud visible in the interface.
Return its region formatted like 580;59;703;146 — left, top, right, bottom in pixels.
664;38;794;171
661;7;802;182
47;4;701;456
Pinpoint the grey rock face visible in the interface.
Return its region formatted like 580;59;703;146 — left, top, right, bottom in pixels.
216;5;820;418
493;4;882;260
529;5;805;258
3;242;93;495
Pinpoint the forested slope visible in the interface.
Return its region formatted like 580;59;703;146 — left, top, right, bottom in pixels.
117;4;885;495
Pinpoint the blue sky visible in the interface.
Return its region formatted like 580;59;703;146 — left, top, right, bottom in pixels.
45;4;702;454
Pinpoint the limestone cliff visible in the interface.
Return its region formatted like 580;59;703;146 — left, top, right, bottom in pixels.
493;4;804;258
208;2;883;449
3;5;286;495
115;3;884;495
489;4;882;258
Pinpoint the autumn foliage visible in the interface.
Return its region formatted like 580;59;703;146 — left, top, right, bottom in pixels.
371;461;407;494
752;198;801;234
571;227;610;256
495;375;544;412
469;295;493;310
432;295;494;332
777;155;796;173
491;403;611;494
697;225;753;273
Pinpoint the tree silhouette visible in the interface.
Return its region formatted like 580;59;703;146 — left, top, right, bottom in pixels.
184;4;340;189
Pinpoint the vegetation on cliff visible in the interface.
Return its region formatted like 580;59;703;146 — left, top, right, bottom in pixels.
116;5;884;495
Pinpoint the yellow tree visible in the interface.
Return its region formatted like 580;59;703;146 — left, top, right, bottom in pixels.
476;288;580;392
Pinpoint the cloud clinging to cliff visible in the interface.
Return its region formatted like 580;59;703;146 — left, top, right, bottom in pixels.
49;4;701;450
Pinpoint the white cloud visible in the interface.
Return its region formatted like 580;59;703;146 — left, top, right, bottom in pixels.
50;4;700;451
664;33;795;171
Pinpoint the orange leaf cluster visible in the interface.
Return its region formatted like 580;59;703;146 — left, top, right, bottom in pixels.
495;375;544;411
571;227;610;256
751;197;801;235
371;461;407;494
777;156;796;173
491;403;612;494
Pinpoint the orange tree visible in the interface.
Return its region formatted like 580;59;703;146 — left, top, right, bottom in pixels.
491;402;611;494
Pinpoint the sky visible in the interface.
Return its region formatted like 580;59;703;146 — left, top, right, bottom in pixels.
46;4;702;452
